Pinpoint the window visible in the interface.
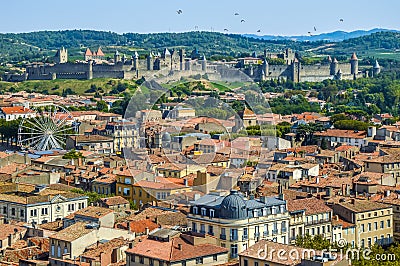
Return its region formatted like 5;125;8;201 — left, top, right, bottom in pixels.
381;221;384;229
57;245;61;257
3;206;7;214
200;224;205;234
374;222;378;230
123;188;130;196
68;204;75;212
387;219;391;228
11;208;15;216
149;258;154;266
361;224;365;232
192;222;197;232
30;209;37;217
201;208;207;216
159;261;164;266
230;244;238;258
213;255;218;261
125;178;131;184
139;256;144;264
130;255;135;262
210;209;215;218
255;262;259;266
368;223;371;231
42;208;48;215
51;245;55;256
193;206;198;214
64;246;68;255
244;261;249;266
20;209;24;217
208;225;214;235
196;257;203;264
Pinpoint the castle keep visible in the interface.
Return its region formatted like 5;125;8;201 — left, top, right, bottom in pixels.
2;47;380;83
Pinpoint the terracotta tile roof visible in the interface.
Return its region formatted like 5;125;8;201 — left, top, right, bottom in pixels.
126;235;227;262
117;219;158;234
100;196;129;206
331;215;355;228
70;135;113;143
1;106;32;115
93;174;116;184
337;199;391;213
287;198;331;215
81;237;128;260
73;206;113;219
50;222;94;242
314;129;366;139
0;224;26;241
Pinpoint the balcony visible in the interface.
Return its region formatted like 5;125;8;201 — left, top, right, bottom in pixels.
254;233;260;238
263;231;269;237
200;230;206;235
220;234;226;240
230;235;238;241
305;218;331;226
208;232;214;236
272;229;278;235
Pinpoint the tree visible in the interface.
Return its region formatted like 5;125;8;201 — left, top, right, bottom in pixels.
63;150;84;159
96;100;109;112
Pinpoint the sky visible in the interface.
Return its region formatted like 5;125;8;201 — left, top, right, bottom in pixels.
0;0;398;35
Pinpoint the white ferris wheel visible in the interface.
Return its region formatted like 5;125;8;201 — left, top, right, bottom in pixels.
18;104;76;151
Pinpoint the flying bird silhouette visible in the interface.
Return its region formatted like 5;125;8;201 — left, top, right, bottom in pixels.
224;28;229;32
234;13;239;16
257;30;261;33
241;19;245;23
314;26;317;31
339;18;344;22
177;10;183;14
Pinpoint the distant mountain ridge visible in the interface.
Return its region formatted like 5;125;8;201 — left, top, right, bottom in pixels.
244;28;400;42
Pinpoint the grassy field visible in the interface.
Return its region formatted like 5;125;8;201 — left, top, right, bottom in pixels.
0;78;138;95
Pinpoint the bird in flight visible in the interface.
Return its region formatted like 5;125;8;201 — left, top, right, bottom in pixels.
177;10;183;14
241;19;245;23
339;18;344;22
234;13;239;16
224;28;229;32
257;30;261;33
314;26;317;31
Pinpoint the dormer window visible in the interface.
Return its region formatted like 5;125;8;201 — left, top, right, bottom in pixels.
272;207;277;215
262;208;267;216
193;206;198;215
201;208;207;216
280;205;286;213
210;209;215;218
254;210;259;218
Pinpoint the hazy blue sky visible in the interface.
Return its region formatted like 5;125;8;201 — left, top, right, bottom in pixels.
1;0;398;35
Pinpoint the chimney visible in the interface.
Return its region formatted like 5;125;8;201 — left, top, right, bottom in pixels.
177;244;182;250
145;227;150;235
385;190;391;197
316;177;320;184
127;221;131;233
279;193;285;201
350;198;355;205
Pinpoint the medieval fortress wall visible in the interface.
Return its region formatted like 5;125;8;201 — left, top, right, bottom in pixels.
2;47;381;83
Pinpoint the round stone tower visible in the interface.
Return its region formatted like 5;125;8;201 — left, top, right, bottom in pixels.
373;60;381;76
350;52;358;75
330;58;338;75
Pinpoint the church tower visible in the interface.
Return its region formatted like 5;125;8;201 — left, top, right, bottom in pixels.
114;50;121;63
147;52;154;70
201;54;207;71
54;47;68;64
